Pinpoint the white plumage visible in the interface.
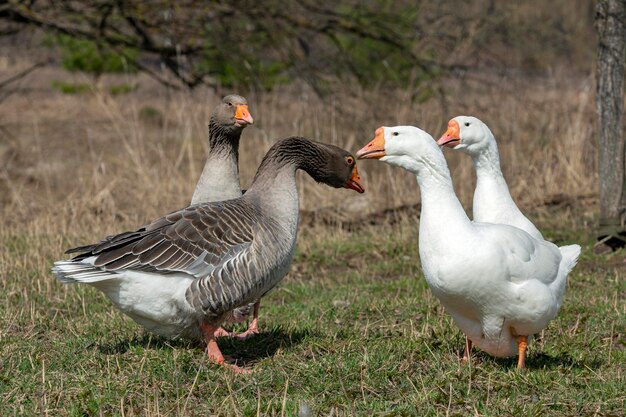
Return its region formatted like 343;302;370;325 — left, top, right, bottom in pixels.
358;126;580;366
437;115;543;239
53;257;198;339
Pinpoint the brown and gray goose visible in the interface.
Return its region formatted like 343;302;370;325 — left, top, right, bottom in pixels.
191;94;253;204
191;94;260;339
52;137;364;373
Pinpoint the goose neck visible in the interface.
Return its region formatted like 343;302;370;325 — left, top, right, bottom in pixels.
472;141;502;177
190;123;242;205
207;120;242;162
246;165;300;236
246;149;302;224
415;157;472;235
249;137;332;192
471;142;512;201
191;152;241;204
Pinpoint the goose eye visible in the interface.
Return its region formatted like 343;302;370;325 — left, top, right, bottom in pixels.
392;132;399;136
228;102;233;107
345;156;354;165
464;122;470;127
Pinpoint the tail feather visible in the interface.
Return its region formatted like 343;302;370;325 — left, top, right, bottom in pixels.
52;261;118;284
551;244;581;308
558;244;581;277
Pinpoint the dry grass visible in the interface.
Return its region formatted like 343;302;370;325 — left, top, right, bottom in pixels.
1;64;597;235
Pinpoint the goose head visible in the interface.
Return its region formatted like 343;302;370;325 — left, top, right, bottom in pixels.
356;126;443;175
316;145;365;193
212;94;254;132
294;139;365;193
437;116;495;156
254;137;365;193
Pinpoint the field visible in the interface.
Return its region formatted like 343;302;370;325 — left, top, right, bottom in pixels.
1;59;625;415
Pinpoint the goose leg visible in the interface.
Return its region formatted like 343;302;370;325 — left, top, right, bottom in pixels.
213;326;234;338
200;323;251;374
516;335;528;369
462;337;472;362
212;301;261;339
231;300;260;341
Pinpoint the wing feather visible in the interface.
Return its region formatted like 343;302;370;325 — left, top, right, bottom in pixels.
65;201;257;280
478;224;562;284
132;232;164;255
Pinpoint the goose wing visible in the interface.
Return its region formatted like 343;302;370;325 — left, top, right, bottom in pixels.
67;200;257;280
476;223;562;285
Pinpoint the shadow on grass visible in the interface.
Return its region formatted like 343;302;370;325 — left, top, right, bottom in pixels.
218;326;316;366
96;326;316;366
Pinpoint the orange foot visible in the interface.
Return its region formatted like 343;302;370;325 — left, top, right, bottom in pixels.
200;323;252;374
212;322;259;341
231;318;259;341
517;335;528;369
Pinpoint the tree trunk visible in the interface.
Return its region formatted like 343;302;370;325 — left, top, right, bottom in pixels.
595;0;626;248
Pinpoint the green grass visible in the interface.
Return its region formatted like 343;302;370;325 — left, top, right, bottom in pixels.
1;219;624;416
51;80;91;95
108;83;138;96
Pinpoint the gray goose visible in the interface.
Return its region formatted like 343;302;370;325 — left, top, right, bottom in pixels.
192;94;260;340
53;137;364;373
191;94;253;204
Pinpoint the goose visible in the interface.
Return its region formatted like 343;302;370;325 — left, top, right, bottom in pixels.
437;116;543;240
192;94;260;340
53;137;365;373
357;126;580;368
437;116;557;360
191;94;253;204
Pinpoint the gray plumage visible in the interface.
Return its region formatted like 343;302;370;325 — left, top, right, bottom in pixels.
190;94;257;324
191;94;252;204
52;137;363;344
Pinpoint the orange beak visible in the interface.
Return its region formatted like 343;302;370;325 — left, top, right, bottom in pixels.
344;165;365;193
356;127;386;159
234;104;254;125
437;120;460;148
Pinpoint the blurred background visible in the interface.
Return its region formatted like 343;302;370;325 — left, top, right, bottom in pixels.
0;0;599;236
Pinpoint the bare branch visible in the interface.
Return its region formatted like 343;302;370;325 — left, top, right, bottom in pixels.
0;59;48;90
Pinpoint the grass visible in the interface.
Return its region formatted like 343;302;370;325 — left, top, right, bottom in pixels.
1;215;624;416
51;80;91;94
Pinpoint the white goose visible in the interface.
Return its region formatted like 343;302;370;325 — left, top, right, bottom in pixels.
357;126;580;368
437;116;543;240
437;116;553;359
